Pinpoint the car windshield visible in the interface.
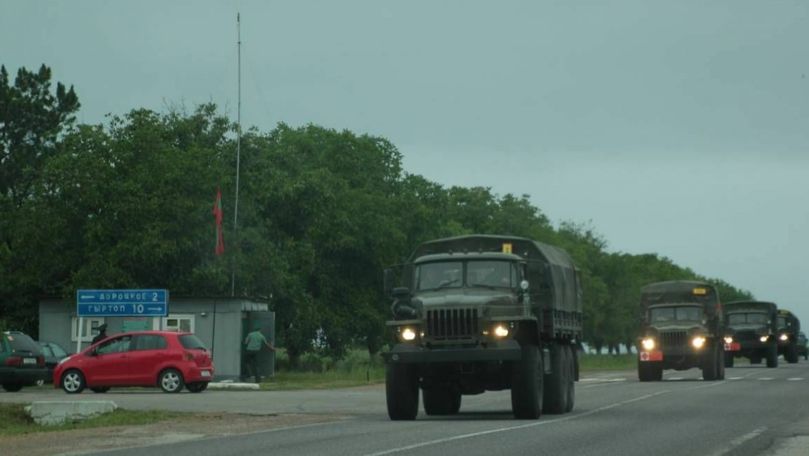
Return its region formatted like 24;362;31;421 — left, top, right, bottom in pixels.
416;261;463;291
179;334;207;350
467;260;516;288
649;306;703;323
727;313;768;325
4;333;41;353
40;344;54;357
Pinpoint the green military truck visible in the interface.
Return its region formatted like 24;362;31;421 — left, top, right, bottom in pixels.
776;309;801;364
637;281;725;381
723;301;778;368
382;235;583;420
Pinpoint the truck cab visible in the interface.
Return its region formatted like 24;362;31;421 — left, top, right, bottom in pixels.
723;301;778;368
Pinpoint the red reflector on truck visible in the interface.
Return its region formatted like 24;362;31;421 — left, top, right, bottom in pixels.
639;351;663;362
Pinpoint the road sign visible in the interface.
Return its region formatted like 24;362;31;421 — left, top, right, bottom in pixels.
76;289;169;317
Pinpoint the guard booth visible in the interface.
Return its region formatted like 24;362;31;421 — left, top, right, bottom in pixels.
241;310;276;379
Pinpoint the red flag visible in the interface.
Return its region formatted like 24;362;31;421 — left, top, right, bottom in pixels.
212;188;225;255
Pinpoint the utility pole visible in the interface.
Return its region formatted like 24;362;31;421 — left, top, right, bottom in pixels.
231;12;242;297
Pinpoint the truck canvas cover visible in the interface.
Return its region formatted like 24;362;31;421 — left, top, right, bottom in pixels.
724;301;776;315
411;234;581;314
640;280;721;318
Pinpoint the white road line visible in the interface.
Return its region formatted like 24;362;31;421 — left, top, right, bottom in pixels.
758;377;774;381
728;377;743;380
707;427;767;456
786;378;804;381
361;391;671;456
667;377;684;380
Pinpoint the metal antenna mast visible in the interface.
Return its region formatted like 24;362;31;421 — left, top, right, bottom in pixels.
231;12;242;297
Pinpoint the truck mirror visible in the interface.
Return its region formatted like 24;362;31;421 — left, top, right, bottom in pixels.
520;280;530;291
392;287;411;299
383;269;395;295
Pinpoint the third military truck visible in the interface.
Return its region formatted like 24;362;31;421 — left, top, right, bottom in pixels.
637;281;725;381
382;235;582;420
723;301;778;368
776;309;802;364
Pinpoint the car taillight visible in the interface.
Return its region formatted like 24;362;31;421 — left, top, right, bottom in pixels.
4;356;22;366
37;355;45;367
184;351;194;361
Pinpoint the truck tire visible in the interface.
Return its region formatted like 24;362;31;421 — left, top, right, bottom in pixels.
725;354;734;368
386;362;419;420
718;348;725;380
786;344;799;364
511;343;543;419
766;344;779;368
702;343;719;381
423;387;461;415
543;343;569;414
638;361;663;381
564;345;575;413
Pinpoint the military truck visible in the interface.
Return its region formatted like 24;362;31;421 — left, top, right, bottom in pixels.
776;309;801;364
382;235;583;420
637;281;725;381
796;332;808;361
722;301;778;368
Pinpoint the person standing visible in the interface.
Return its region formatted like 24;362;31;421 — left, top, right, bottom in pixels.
91;324;108;345
243;325;275;383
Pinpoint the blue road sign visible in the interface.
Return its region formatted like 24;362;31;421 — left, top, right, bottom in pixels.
77;289;169;317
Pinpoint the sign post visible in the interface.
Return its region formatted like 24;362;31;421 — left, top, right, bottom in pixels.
76;289;169;353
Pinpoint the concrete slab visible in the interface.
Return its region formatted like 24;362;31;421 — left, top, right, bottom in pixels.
25;400;117;425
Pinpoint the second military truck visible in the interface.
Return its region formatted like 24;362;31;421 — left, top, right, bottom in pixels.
383;235;583;420
723;301;778;368
776;309;802;364
637;281;725;381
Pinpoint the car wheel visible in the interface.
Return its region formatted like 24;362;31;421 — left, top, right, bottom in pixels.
2;383;24;392
61;369;86;394
159;369;185;393
90;387;111;393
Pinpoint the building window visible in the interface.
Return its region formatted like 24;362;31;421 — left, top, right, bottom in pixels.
155;314;195;333
71;317;106;342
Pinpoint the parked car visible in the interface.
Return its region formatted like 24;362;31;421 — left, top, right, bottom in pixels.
0;330;48;392
53;330;214;394
37;341;70;384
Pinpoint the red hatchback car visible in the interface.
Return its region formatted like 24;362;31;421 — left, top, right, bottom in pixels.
53;330;214;394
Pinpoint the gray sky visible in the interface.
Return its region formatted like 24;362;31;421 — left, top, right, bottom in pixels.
2;1;808;324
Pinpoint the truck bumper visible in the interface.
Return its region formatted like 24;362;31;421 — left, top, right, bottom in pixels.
383;340;522;364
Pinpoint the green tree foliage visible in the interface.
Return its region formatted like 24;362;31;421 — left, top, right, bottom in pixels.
1;64;754;355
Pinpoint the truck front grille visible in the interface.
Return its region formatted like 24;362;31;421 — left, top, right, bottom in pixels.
660;331;687;348
426;308;479;339
734;330;757;342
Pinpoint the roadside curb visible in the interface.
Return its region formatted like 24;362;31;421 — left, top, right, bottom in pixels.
207;382;261;391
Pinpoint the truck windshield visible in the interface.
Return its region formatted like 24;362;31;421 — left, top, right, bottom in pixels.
416;261;463;290
649;306;702;323
727;313;768;325
467;260;516;288
777;317;787;330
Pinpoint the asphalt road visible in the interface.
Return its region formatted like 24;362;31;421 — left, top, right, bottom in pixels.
3;362;809;456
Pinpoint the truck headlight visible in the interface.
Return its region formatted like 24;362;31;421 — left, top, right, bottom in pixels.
779;334;788;342
493;324;509;338
760;336;769;343
691;336;706;349
641;338;655;351
723;336;733;344
399;327;417;342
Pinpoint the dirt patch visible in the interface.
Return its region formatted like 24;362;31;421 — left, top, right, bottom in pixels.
0;413;344;456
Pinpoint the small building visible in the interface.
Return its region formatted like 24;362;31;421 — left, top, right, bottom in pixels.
38;296;275;381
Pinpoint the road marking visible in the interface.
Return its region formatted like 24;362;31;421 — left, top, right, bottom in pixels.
786;378;804;381
758;377;774;381
667;377;684;380
707;427;767;456
579;378;626;383
361;390;671;456
728;377;743;380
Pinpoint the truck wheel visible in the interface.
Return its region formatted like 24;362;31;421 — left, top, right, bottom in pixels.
543;343;569;414
423;387;461;415
766;344;779;368
638;361;663;381
386;362;419;420
702;343;719;381
786;344;799;364
511;343;543;419
564;345;575;412
717;348;725;380
725;354;734;368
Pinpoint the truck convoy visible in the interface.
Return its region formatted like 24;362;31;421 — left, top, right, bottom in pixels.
776;309;801;364
382;235;583;420
723;301;778;368
637;281;725;381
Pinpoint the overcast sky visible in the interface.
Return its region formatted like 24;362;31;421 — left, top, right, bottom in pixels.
2;1;808;324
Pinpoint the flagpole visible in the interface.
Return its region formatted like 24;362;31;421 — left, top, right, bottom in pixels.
231;12;241;297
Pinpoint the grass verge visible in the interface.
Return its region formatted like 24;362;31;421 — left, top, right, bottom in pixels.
579;353;637;371
0;403;184;437
261;367;385;390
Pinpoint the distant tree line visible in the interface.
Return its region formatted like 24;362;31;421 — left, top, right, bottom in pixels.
0;65;753;364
